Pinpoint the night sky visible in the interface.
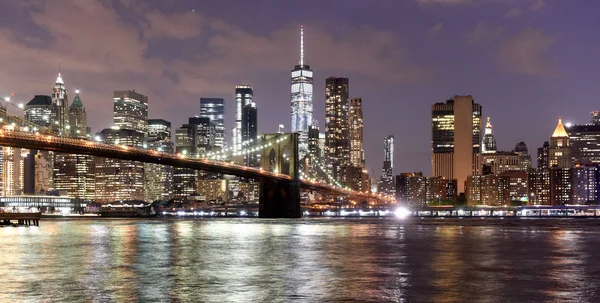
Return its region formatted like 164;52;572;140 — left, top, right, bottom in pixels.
0;0;599;177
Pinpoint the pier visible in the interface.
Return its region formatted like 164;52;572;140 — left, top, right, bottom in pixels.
0;212;41;226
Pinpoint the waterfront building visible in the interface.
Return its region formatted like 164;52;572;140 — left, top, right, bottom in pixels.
233;85;253;151
571;164;600;204
501;171;529;203
200;98;225;149
528;168;551;205
431;96;482;193
144;119;174;202
466;174;510;206
550;167;571;205
1;147;26;196
24;95;54;195
0;195;82;214
481;117;497;154
325;77;350;183
53;89;95;200
378;135;395;195
290;26;314;156
94;128;145;203
396;173;456;206
349;98;365;168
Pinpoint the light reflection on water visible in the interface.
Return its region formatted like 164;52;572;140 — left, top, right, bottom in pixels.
1;218;600;302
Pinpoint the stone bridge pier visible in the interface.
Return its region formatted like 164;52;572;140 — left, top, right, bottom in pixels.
259;133;301;218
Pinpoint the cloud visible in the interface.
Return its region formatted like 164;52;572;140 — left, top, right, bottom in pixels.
0;0;429;133
142;10;205;40
465;22;505;46
417;0;470;5
428;22;444;35
466;24;558;77
530;0;545;11
497;28;558;76
504;8;522;19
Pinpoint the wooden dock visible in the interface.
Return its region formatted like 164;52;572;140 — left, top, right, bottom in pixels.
0;212;41;226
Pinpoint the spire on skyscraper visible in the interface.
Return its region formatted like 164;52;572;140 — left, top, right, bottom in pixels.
552;118;568;138
300;25;304;66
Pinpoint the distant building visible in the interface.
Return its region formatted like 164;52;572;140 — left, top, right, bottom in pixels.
378;135;395;195
113;90;148;134
24;95;52;128
200;98;225;149
431;96;482;193
513;141;532;171
537;141;550;169
481;117;497;154
396;172;456;207
50;72;69;135
482;151;523;174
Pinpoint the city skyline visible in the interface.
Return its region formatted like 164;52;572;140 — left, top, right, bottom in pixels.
0;0;599;176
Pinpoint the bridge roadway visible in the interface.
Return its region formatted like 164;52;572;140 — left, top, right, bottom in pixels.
0;130;369;199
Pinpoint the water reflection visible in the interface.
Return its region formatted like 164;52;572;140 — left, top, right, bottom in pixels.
1;218;600;302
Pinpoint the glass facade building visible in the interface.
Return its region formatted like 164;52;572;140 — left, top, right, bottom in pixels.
291;26;313;156
200;98;225;149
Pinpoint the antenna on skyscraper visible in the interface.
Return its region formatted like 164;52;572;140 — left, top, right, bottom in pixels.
300;25;304;66
58;59;61;75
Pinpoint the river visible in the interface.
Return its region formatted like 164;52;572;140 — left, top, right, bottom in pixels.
1;218;600;302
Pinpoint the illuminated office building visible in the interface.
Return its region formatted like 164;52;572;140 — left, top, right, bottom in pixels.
53;90;94;200
144;119;174;202
431;96;482;194
291;25;314;156
481;117;497;154
378;135;395;195
113;90;148;134
200;98;225;149
567;111;600;165
233;85;253;151
325;77;350;183
50;71;69;135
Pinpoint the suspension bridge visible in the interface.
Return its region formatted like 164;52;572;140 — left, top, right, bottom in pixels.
0;98;392;217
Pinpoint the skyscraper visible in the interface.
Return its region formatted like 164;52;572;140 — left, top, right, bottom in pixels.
378;135;395;195
431;96;482;193
567;111;600;165
349;98;365;167
145;119;174;202
54;89;95;200
549;118;572;205
325;77;350;183
549;118;571;168
113;90;148;134
242;99;258;166
200;98;225;149
94;128;145;203
482;117;497;154
50;71;69;135
68;90;87;138
233;85;253;151
94;90;148;203
174;117;216;199
291;25;314;156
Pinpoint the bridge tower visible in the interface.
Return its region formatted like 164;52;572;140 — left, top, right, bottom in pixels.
259;133;301;218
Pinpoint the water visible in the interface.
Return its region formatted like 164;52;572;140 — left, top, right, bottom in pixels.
2;218;600;302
